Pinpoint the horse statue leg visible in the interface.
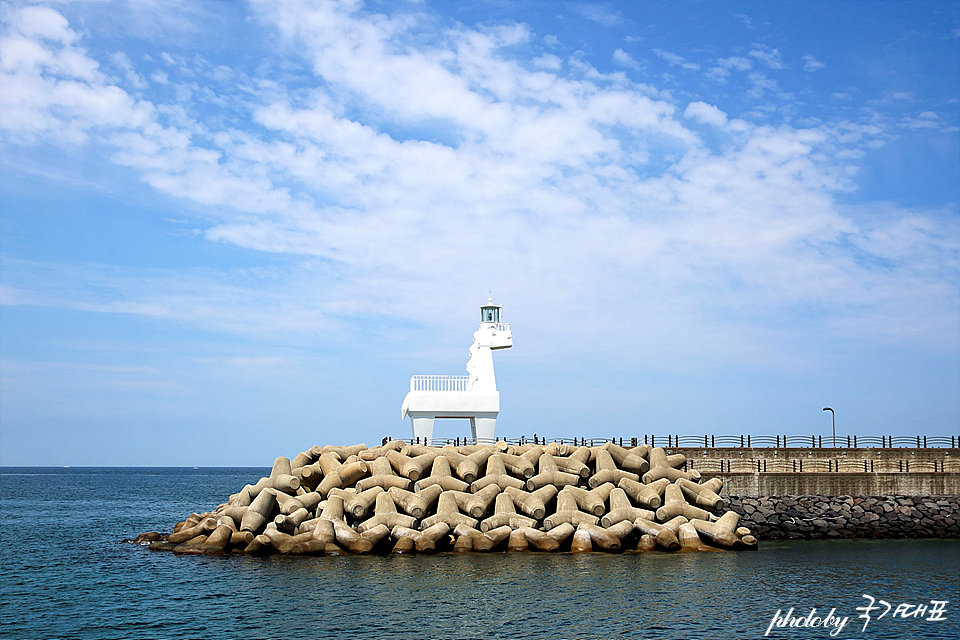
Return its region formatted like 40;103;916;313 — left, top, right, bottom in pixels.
411;416;436;445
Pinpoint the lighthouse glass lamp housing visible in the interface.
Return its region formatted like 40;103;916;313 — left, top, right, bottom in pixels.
401;296;513;444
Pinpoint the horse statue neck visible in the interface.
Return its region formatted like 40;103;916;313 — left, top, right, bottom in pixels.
466;336;497;393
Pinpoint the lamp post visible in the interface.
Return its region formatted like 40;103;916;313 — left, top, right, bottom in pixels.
822;407;835;448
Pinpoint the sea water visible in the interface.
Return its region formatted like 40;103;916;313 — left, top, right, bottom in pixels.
1;467;957;639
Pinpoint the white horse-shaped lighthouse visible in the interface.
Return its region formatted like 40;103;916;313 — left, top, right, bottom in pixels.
401;297;513;444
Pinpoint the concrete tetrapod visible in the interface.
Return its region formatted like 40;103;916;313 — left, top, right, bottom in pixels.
357;440;403;462
333;519;374;554
635;533;657;552
484;524;513;549
604;520;637;546
642;447;700;484
310;518;335;545
677;522;708;552
676;477;727;511
296;464;323;491
413;522;451;553
322;443;368;459
386;449;438;482
248;474;301;496
543;488;599;530
355;457;408;492
316;471;343;498
507;528;529;552
526;453;580;491
280;491;323;515
358;492;418;532
172;534;209;555
319;494;345;522
168;517;217;544
420;491;477;530
470;454;526;492
577;523;621;552
391;536;415;554
290;450;314;469
240;490;276;534
413;484;444;511
275;507;311;532
503;486;550;520
633;517;681;551
360;523;391;549
413;456;470;493
464;484;501;519
498;452;536;479
601;488;656;527
570;527;593;553
333;486;383;519
453;524;496;552
599;442;649;475
656;483;714;522
545;522;575;547
480;493;536;532
517;526;560;552
617;477;668;509
440;446;492;483
589;449;640;488
316;452;342;476
387;486;429;518
552;454;591;479
564;484;613;517
659;515;690;534
690;511;742;549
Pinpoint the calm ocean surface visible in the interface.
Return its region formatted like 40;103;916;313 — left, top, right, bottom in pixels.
1;467;957;640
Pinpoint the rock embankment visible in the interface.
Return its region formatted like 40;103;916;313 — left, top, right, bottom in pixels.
728;495;960;539
135;440;757;556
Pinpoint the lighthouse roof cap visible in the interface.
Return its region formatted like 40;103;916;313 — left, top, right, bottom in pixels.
481;293;501;308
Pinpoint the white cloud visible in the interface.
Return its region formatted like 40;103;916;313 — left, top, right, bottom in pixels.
612;48;639;70
803;53;825;72
533;53;562;70
746;71;786;99
652;48;700;70
0;7;154;144
749;46;783;69
570;3;621;27
684;101;728;127
902;111;945;130
886;91;915;101
706;55;752;81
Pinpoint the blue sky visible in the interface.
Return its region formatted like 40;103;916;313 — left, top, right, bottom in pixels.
1;0;957;465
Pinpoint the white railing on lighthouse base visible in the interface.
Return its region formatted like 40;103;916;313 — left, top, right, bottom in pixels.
410;375;471;392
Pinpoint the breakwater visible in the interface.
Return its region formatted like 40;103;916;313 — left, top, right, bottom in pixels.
670;443;960;540
139;440;757;556
728;495;960;540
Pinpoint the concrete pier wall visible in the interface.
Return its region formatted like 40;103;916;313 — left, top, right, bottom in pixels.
711;472;960;497
666;447;960;497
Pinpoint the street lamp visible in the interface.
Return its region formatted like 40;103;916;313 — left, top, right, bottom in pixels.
823;407;835;448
